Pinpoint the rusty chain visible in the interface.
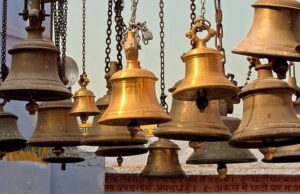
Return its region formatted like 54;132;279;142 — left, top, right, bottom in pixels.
104;0;113;73
214;0;226;68
1;0;8;81
190;0;196;47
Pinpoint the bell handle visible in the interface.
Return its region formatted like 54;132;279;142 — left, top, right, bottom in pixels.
186;16;215;48
78;73;90;88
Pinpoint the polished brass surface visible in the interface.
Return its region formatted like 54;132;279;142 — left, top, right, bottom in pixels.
172;19;239;101
70;74;100;124
28;100;82;147
232;0;300;61
0;105;26;153
141;138;186;177
0;2;71;101
42;147;84;164
99;31;171;126
154;81;231;141
95;144;148;157
230;64;300;148
82;62;147;146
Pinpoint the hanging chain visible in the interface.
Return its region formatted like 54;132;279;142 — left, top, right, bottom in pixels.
114;0;126;70
82;0;86;74
190;0;196;47
1;0;8;81
129;0;138;25
104;0;113;73
60;0;68;80
159;0;168;113
200;0;206;18
244;57;256;86
214;0;226;68
53;1;60;50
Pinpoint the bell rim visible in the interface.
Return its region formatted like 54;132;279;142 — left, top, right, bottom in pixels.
27;139;82;147
186;157;257;164
0;139;27;152
98;115;172;126
140;170;186;178
81;138;148;146
42;157;85;163
95;146;148;157
262;155;300;163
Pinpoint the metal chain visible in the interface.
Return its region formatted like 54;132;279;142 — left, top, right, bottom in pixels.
129;0;138;25
82;0;86;73
159;0;168;113
104;0;113;73
60;0;68;80
53;1;60;50
244;57;256;86
190;0;196;47
200;0;206;18
114;0;125;70
1;0;8;81
214;0;226;68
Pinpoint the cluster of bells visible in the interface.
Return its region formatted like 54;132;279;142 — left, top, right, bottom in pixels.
1;0;300;177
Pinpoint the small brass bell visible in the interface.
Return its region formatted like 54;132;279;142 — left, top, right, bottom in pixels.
232;0;300;61
154;80;231;141
28;100;82;147
98;31;171;126
82;62;147;146
141;138;186;177
230;61;300;148
0;1;71;102
43;147;84;171
70;73;100;124
0;102;26;155
172;17;239;102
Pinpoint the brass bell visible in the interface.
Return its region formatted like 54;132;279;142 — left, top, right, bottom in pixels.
82;62;147;146
154;80;231;141
141;138;186;177
230;61;300;148
70;73;100;124
28;99;82;147
43;147;84;171
232;0;300;61
98;31;171;126
0;1;71;102
0;103;26;155
172;17;239;102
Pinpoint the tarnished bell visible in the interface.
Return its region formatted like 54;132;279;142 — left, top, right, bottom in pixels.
28;100;82;147
0;104;26;153
230;63;300;148
70;73;100;124
154;80;231;141
42;147;84;164
98;31;171;126
232;0;300;61
0;2;71;101
141;138;186;177
172;18;239;101
95;144;148;157
82;62;147;146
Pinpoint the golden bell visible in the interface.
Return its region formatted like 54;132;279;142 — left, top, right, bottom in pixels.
154;80;231;141
232;0;300;61
0;2;71;102
0;104;26;154
28;99;82;147
172;17;239;101
98;31;171;126
230;63;300;148
82;62;147;146
141;138;186;177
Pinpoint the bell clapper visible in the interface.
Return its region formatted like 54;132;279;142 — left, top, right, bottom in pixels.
61;163;66;171
117;156;123;167
259;147;276;161
217;163;228;179
127;120;140;138
0;151;5;160
52;147;65;157
269;58;288;79
196;89;208;111
25;99;39;115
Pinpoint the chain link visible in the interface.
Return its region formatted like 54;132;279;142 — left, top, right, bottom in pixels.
1;0;8;81
190;0;196;47
81;0;86;73
244;57;256;86
200;0;206;18
214;0;226;70
104;0;113;73
159;0;168;113
58;0;68;82
129;0;138;25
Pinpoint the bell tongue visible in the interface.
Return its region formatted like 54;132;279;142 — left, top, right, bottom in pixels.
124;31;141;69
189;141;203;153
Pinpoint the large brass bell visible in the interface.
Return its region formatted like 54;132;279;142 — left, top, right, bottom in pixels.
82;62;147;146
230;62;300;148
0;1;71;102
28;100;82;147
141;138;186;177
0;102;26;156
154;80;231;141
232;0;300;61
172;17;239;102
98;31;171;126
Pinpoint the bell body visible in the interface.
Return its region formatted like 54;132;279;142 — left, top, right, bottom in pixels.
0;7;71;101
0;110;26;153
154;99;231;141
95;144;148;157
232;0;300;61
43;147;84;164
28;100;82;147
99;61;171;126
230;76;300;148
141;139;186;177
